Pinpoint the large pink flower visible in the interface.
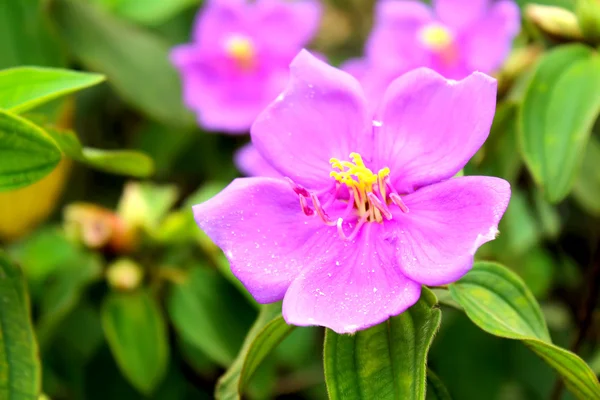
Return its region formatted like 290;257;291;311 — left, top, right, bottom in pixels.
193;51;510;333
344;0;520;107
170;0;321;133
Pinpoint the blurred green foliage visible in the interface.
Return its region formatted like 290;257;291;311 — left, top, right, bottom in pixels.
1;0;600;399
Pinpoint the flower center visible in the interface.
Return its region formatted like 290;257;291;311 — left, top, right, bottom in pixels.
418;23;461;67
225;35;256;71
287;152;409;241
330;152;391;223
418;23;454;51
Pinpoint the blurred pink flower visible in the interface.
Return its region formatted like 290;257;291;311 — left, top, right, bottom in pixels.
344;0;520;106
193;51;510;333
170;0;321;133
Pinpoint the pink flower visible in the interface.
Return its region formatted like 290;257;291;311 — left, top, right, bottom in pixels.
170;0;321;133
344;0;520;106
193;51;510;334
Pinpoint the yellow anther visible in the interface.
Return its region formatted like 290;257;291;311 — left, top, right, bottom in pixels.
329;153;392;222
419;23;454;51
225;35;256;71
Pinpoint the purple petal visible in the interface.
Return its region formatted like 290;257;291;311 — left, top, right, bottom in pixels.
461;1;521;73
433;0;489;30
282;223;422;334
191;0;247;47
193;177;326;302
393;176;511;286
375;68;497;193
341;59;403;116
251;0;322;57
251;50;371;189
234;143;281;177
366;0;433;72
170;45;288;133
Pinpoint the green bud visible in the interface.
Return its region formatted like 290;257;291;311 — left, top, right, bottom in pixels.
577;0;600;42
106;258;144;291
526;4;584;40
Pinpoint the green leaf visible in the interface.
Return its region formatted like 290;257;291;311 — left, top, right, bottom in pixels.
45;128;154;177
572;136;600;216
449;262;600;399
449;262;550;341
0;251;41;400
0;109;62;191
426;369;452;400
0;0;65;69
167;266;256;367
215;303;294;400
96;0;201;25
0;67;104;113
49;0;194;127
101;290;169;395
323;287;441;400
36;250;103;349
519;44;600;203
80;148;154;177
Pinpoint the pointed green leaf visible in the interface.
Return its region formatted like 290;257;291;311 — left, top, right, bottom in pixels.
79;148;154;177
49;0;194;127
449;261;600;399
0;109;61;191
324;287;441;400
167;266;256;367
216;303;294;400
449;262;550;341
519;44;600;203
0;67;104;113
0;251;41;400
101;290;169;395
45;128;154;177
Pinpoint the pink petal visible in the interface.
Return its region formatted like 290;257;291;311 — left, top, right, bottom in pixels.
251;0;322;57
251;50;371;190
234;143;281;177
170;46;288;133
191;0;247;48
393;176;511;286
282;223;422;334
461;1;521;73
366;0;433;72
433;0;489;30
341;58;403;116
193;178;326;302
375;68;497;193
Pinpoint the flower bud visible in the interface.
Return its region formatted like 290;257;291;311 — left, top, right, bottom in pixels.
64;203;137;253
526;4;584;40
106;258;144;291
577;0;600;42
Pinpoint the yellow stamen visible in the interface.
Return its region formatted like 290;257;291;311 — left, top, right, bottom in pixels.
418;23;454;51
329;153;390;222
225;35;256;71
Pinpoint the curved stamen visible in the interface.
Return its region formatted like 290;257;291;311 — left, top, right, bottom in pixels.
310;193;336;226
337;215;368;242
367;192;392;220
390;193;410;213
299;195;314;216
285;177;310;197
